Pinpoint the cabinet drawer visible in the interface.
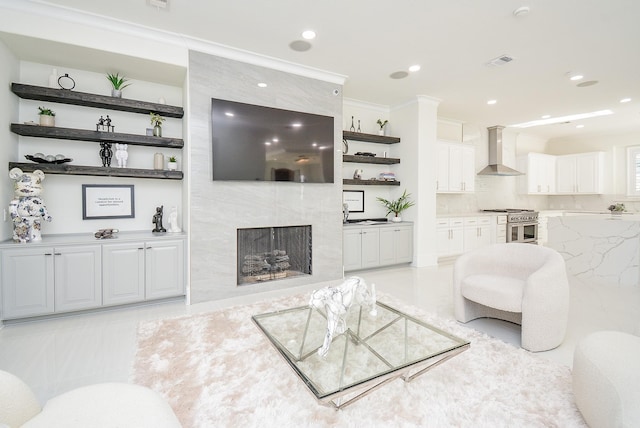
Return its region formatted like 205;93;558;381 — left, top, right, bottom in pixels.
436;218;450;228
478;217;492;225
463;217;478;226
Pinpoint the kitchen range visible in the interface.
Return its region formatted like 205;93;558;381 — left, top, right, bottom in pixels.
483;209;539;244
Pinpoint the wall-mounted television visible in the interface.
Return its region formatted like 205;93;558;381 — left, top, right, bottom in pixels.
211;98;335;183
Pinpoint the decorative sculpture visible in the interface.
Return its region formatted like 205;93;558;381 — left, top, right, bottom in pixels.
115;143;128;168
96;115;114;132
99;142;113;167
309;276;377;357
152;205;166;233
8;168;52;243
168;206;181;233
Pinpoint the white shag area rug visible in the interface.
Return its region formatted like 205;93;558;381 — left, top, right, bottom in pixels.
132;292;586;428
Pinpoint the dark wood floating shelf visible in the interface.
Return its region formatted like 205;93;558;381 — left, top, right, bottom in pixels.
9;162;183;180
11;123;183;149
343;155;400;165
343;131;400;144
11;83;184;118
343;179;401;186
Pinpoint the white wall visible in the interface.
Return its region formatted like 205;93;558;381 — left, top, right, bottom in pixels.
11;62;184;235
0;40;19;241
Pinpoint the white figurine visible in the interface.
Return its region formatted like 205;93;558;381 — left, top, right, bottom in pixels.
115;143;128;168
8;168;53;243
309;276;377;357
168;206;181;233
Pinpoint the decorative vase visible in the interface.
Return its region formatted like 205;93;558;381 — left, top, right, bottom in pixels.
111;89;122;98
392;216;402;223
39;115;55;127
378;128;385;136
153;125;162;137
168;161;177;171
154;153;164;170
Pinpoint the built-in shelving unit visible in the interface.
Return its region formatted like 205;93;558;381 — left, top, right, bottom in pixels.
9;162;183;180
9;82;185;181
11;124;183;149
11;83;184;118
342;131;401;186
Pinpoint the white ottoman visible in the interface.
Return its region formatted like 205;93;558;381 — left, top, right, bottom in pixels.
572;331;640;428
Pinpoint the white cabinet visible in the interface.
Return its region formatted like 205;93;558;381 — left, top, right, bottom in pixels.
436;142;475;193
343;223;413;271
54;245;102;312
145;240;185;299
518;153;556;194
463;217;491;252
437;217;464;257
103;243;145;306
1;247;54;319
379;225;413;266
1;245;101;319
494;215;507;244
556;152;604;194
1;232;186;320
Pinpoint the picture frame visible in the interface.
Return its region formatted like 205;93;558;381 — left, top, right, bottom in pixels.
343;190;365;213
82;184;135;220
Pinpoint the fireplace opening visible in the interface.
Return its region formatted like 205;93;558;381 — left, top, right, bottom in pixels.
237;225;312;285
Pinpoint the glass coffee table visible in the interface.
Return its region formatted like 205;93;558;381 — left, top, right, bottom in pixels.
252;301;469;409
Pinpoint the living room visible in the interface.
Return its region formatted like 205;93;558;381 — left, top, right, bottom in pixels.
1;1;639;426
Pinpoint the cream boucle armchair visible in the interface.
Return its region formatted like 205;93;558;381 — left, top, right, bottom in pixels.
453;242;569;352
0;370;181;428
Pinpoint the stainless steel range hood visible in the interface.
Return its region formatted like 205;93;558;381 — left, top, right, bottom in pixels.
477;125;523;176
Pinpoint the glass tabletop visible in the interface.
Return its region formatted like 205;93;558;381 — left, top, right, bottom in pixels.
252;301;469;402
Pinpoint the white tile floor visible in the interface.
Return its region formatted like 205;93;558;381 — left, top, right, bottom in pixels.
1;262;638;404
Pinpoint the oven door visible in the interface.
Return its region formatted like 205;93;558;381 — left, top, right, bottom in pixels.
507;222;538;243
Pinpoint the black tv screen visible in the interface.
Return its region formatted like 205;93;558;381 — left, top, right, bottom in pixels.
211;98;335;183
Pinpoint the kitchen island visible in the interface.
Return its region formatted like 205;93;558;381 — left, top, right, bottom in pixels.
547;214;640;288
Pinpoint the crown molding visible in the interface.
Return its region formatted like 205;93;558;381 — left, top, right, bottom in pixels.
343;97;390;113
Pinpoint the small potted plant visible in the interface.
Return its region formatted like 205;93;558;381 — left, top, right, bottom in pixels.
106;72;131;98
150;113;165;137
608;203;626;217
377;189;415;222
167;155;178;171
377;119;388;136
38;106;55;127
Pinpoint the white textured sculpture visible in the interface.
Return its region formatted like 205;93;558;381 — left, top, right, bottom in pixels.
115;143;128;168
8;168;52;243
309;276;377;357
168;206;181;233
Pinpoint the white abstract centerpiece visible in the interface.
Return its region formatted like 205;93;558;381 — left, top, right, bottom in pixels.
308;276;377;357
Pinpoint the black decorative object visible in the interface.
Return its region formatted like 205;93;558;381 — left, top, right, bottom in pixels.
96;115;115;132
357;120;361;133
152;205;166;233
94;228;119;239
99;142;113;167
25;154;72;164
354;152;376;157
350;116;355;132
57;73;75;90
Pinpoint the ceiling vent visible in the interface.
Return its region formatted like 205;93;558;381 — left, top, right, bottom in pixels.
148;0;168;9
485;54;515;67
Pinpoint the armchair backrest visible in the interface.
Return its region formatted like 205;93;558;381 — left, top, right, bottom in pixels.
0;370;41;427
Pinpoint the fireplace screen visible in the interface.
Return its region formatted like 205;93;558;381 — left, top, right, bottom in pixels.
237;225;312;285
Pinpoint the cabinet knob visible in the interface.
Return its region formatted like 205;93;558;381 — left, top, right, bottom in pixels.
54;253;62;256
138;247;144;250
44;253;53;256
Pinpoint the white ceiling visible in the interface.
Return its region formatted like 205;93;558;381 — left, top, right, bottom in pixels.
10;0;640;141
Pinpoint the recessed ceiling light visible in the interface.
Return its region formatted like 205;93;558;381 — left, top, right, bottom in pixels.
513;6;530;17
257;82;267;88
292;122;302;128
409;64;421;72
487;99;497;105
302;30;316;40
264;142;272;145
510;109;613;128
576;124;585;129
225;112;234;117
569;74;584;81
620;98;632;103
541;115;551;119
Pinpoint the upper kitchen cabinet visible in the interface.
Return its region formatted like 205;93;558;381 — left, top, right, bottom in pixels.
518;153;556;195
556;152;604;194
436;141;475;193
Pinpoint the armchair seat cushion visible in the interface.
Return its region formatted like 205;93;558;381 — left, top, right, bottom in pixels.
461;274;524;313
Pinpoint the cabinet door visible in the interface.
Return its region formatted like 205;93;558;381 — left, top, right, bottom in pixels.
360;228;380;269
478;225;492;247
54;245;102;312
448;144;464;192
343;229;363;271
556;156;577;193
436;144;450;192
1;247;54;319
450;227;464;255
437;227;451;257
103;242;145;306
394;226;413;263
575;153;602;194
145;240;185;300
461;146;475;192
378;228;396;266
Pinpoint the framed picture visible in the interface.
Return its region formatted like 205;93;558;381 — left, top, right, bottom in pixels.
343;190;364;213
82;184;135;220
